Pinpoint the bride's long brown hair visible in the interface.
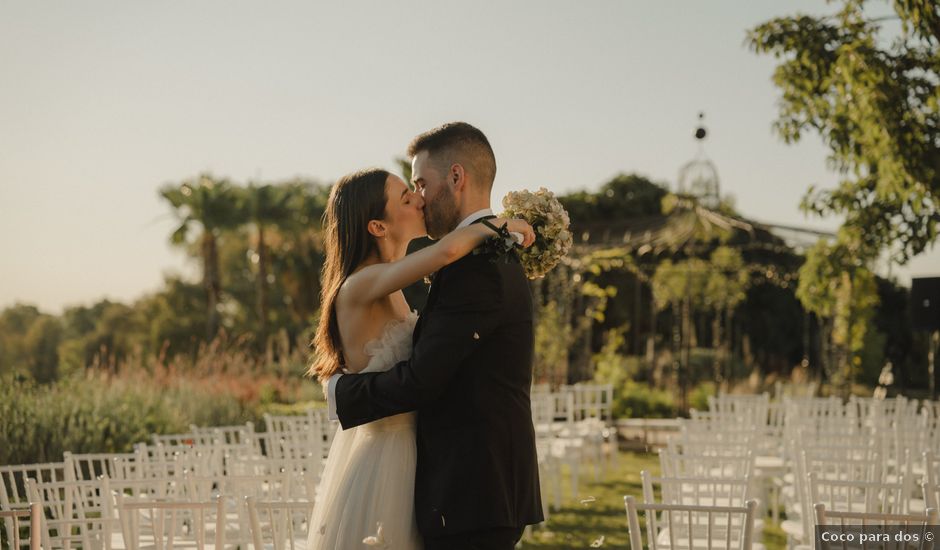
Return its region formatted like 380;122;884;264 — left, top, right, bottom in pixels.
307;168;389;382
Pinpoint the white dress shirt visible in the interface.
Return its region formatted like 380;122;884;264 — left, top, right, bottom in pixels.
326;208;494;421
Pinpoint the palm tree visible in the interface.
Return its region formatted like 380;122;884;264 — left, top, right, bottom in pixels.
277;180;330;323
160;174;243;339
239;182;299;340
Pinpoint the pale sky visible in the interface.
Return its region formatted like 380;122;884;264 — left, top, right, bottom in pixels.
2;0;938;314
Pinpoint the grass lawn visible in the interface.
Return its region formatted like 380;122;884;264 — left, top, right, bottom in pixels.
519;450;787;549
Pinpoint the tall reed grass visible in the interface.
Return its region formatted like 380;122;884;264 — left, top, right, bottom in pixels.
0;333;321;465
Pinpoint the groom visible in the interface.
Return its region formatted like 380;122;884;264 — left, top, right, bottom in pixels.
327;122;543;549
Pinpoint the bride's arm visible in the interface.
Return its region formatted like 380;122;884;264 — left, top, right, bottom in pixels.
344;218;534;303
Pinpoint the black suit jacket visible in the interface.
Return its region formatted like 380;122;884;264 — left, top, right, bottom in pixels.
334;239;544;537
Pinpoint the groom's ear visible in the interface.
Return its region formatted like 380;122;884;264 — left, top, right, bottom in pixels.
366;220;386;239
450;163;467;193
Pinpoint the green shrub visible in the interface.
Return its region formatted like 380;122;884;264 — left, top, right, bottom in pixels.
616;380;676;418
593;329;676;418
689;381;717;411
0;365;317;466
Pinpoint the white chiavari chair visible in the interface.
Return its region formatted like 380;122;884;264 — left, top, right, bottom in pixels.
677;421;758;445
641;471;755;507
534;438;561;517
189;423;256;448
813;502;938;550
924;452;940;510
625;495;761;550
26;476;115;550
666;438;754;460
183;425;269;464
923;401;940;421
698;396;776;524
139;443;225;479
542;388;594;493
808;472;907;514
116;494;226;550
0;503;42;550
245;497;314;550
850;395;913;429
262;413;325;464
150;433;217;448
658;450;754;480
707;392;770;427
105;476;188;504
641;470;761;534
570;383;617;473
1;462;70;547
530;391;562;515
183;472;293;547
224;455;316;501
782;396;856;445
64;452;137;482
781;443;885;548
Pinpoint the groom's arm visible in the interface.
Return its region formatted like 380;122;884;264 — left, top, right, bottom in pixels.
334;257;503;429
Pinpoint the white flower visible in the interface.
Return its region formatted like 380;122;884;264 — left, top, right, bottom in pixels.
363;522;386;547
499;188;572;279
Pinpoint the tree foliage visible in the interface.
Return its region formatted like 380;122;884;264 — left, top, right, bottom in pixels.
796;239;879;353
0;167;917;394
796;237;880;389
160;175;244;338
559;173;668;221
705;247;750;312
748;0;940;264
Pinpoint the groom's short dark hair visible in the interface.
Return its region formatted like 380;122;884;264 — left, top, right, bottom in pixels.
407;122;497;191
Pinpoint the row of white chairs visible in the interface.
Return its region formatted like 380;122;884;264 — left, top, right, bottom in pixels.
624;467;765;550
1;490;313;550
777;397;940;549
530;383;615;518
624;496;940;550
2;410;336;550
2;384;615;550
658;393;940;549
0;505;41;550
6;467;317;550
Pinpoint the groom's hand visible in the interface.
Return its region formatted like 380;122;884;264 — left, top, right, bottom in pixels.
325;373;343;421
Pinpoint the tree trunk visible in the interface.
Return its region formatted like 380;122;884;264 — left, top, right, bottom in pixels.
725;306;734;382
633;274;642;355
256;224;269;343
843;274;855;399
671;301;681;390
679;296;691;414
712;309;722;385
648;299;658;385
203;232;221;340
820;317;834;387
567;281;582;385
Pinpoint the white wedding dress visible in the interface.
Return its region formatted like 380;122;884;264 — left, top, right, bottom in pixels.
307;310;423;550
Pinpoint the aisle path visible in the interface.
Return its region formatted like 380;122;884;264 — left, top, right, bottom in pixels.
519;450;787;550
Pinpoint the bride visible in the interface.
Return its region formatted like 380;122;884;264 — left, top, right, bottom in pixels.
305;168;534;549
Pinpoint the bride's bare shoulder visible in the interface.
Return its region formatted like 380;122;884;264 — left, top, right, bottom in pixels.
336;277;357;306
338;263;385;304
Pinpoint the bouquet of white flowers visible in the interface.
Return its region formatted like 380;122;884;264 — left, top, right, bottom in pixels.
499;187;573;279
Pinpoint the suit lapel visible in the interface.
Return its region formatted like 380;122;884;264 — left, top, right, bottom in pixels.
414;268;444;343
423;267;446;313
414;215;496;343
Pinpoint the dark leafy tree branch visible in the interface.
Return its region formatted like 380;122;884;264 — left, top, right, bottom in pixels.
748;0;940;264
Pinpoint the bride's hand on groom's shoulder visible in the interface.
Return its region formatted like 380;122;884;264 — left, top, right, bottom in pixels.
493;218;536;248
